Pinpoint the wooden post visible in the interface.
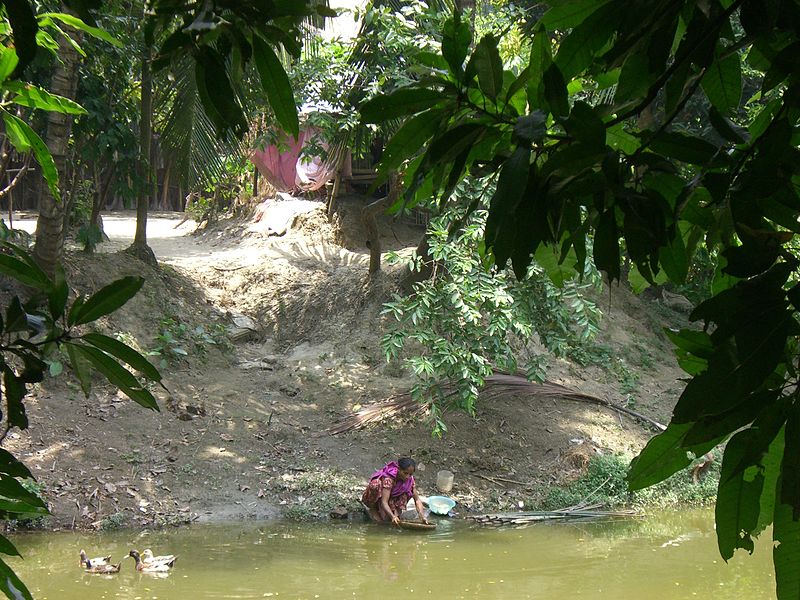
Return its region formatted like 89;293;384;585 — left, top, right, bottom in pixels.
327;173;340;219
362;172;400;275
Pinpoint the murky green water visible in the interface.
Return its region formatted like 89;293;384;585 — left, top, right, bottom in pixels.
8;509;774;599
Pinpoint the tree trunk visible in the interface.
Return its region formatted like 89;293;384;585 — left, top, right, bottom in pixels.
402;234;436;292
128;43;157;266
362;195;392;275
252;164;259;198
33;21;82;276
362;172;400;275
160;160;172;210
362;171;401;275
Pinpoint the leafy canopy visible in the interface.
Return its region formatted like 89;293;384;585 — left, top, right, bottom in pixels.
360;1;800;597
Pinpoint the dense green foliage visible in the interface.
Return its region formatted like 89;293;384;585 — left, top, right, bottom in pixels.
382;180;602;433
360;0;800;596
0;242;162;599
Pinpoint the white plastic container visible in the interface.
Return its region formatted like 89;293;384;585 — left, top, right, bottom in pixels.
436;469;454;493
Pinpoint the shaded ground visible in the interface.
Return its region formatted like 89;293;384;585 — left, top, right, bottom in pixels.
6;198;689;530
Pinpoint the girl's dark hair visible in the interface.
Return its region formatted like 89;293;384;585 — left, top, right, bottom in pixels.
398;457;416;470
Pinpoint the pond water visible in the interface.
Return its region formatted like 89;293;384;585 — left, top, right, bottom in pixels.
8;509;774;599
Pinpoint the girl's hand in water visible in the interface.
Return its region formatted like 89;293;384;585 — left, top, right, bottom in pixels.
391;514;401;527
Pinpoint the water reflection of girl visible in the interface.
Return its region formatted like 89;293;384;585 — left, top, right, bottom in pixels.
361;458;428;526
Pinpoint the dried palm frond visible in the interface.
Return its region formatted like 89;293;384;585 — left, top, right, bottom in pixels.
328;393;429;435
467;505;639;527
327;371;666;435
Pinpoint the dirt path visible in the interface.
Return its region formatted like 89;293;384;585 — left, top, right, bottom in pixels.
6;204;687;530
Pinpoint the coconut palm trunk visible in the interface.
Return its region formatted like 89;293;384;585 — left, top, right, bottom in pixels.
127;43;158;265
33;22;82;276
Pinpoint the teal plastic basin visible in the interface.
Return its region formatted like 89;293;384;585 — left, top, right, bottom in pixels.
427;495;456;515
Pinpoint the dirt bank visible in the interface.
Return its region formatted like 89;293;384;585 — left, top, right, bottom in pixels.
6;198;689;530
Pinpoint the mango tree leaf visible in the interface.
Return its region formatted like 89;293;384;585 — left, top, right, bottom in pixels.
1;110;59;199
607;124;640;154
6;81;86;115
649;131;719;164
780;405;800;518
564;101;605;148
0;496;46;514
554;2;618;80
253;34;299;139
709;106;748;144
40;12;122;47
526;30;552;111
0;449;33;479
81;333;162;383
665;328;714;357
4;298;27;333
683;391;775;447
66;295;84;328
2;368;27;430
360;88;444;123
673;311;791;422
543;63;569;118
541;0;612;30
504;66;530;109
16;353;45;385
442;15;471;78
47;263;68;319
69;276;143;326
0;534;20;558
64;342;91;396
0;111;30;153
0;47;19;84
628;421;724;490
473;34;503;100
761;41;798;94
0;476;46;511
627;263;651;294
658;232;689;283
701;49;742;114
0;555;33;600
756;426;784;533
593;208;621;282
68;344;158;410
485;145;531;267
774;474;800;599
4;0;38;77
716;429;768;560
0;254;51;291
374;108;445;185
534;243;577;287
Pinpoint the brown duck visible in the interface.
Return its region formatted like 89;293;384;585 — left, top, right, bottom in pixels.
79;550;112;568
84;558;121;574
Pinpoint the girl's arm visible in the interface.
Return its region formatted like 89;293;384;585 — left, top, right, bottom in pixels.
382;485;400;526
413;487;428;524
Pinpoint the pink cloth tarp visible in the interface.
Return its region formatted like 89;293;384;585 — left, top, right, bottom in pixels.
250;127;351;193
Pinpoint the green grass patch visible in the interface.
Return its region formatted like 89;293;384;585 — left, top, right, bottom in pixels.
534;453;720;511
280;468;364;521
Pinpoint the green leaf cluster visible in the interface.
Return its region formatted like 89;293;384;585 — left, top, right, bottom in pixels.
381;182;603;425
362;2;800;595
0;243;162;599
